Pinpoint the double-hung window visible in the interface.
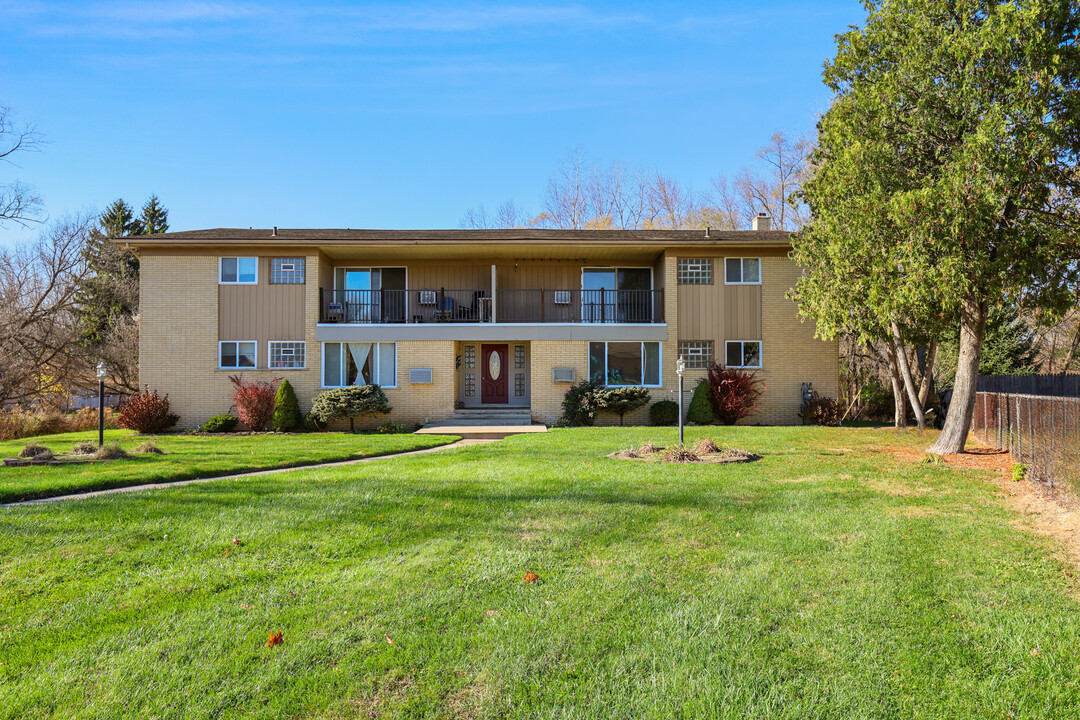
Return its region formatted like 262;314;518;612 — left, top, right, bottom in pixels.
678;341;713;369
219;341;257;369
269;341;306;369
725;340;762;369
724;257;761;284
589;342;661;387
220;257;258;284
322;342;396;387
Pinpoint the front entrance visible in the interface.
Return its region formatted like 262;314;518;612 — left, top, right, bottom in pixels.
480;344;509;404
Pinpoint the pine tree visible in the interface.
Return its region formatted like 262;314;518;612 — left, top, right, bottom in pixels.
272;379;302;431
140;195;169;235
99;199;144;239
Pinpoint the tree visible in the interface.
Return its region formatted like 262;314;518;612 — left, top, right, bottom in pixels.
139;195;169;235
272;378;302;431
0;106;44;228
0;216;93;407
600;386;651;425
796;0;1080;453
937;303;1040;385
733;132;812;231
309;385;391;432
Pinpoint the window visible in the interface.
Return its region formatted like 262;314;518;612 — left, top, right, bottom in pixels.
589;342;661;387
725;340;762;368
678;341;713;369
581;267;653;323
220;257;258;284
322;342;396;387
219;341;256;369
270;258;305;284
678;258;712;284
269;341;306;369
724;257;761;284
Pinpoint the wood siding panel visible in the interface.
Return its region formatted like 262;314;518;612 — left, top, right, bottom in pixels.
219;258;306;353
676;260;762;344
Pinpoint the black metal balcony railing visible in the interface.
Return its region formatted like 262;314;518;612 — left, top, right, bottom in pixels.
319;288;664;324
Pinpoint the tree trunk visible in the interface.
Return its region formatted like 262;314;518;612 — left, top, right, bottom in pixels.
917;340;939;410
891;322;927;430
885;341;907;428
929;296;989;455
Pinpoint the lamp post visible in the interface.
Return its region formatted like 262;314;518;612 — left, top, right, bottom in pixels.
95;360;107;448
675;356;686;446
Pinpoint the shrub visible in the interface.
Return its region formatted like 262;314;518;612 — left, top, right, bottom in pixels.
649;400;679;426
117;388;179;434
134;440;165;454
271;378;302;432
18;443;53;460
558;379;608;427
1012;463;1028;483
859;378;894;421
601;387;651;426
303;411;323;432
71;441;98;455
309;385;392;432
801;392;844;426
0;407;118;441
202;414;239;433
686;379;715;425
663;445;700;463
706;363;765;426
638;441;662;455
694;437;721;454
93;443;129;460
375;421;410;434
229;376;278;432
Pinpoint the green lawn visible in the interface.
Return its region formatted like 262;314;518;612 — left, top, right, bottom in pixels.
2;426;1079;718
0;430;456;503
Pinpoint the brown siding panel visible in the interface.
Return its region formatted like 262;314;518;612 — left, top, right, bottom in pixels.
219;257;306;359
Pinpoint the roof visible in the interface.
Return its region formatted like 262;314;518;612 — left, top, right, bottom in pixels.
121;227;794;249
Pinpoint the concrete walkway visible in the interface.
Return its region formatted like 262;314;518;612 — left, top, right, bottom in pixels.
3;438;494;508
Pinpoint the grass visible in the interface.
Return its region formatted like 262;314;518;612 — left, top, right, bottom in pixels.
2;426;1080;718
0;429;457;503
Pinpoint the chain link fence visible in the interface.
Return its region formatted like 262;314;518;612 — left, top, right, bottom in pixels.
972;375;1080;489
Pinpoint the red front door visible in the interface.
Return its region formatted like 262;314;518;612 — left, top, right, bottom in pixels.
481;344;509;404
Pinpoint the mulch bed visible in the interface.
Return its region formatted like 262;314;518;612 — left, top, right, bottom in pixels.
609;443;761;465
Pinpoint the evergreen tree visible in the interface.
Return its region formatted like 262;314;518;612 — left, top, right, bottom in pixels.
99;199;143;239
272;379;302;431
140;195;169;235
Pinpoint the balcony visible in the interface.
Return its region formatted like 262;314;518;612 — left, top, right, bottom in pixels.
320;288;664;324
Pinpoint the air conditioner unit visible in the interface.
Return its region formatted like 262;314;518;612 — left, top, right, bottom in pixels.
554;290;571;304
418;290;437;305
552;367;575;383
410;368;434;384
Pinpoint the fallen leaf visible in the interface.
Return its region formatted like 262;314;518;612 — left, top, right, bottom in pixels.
385;634;394;645
486;610;501;617
1031;648;1042;656
444;503;451;508
232;538;243;546
240;604;255;610
266;631;283;647
223;549;230;556
523;572;540;584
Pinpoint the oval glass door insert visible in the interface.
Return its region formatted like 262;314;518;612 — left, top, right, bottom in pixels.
488;351;502;380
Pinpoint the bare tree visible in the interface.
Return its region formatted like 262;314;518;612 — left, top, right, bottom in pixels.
0;216;93;407
0;106;44;228
734;131;812;230
459;199;533;229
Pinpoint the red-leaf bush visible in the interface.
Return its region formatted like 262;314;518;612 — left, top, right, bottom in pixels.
117;388;179;433
229;376;278;431
801;391;844;426
706;363;765;425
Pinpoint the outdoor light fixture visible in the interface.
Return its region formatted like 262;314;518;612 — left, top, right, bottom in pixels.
96;360;107;448
676;356;686;446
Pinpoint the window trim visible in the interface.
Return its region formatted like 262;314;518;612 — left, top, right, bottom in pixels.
321;341;398;389
267;340;307;370
218;340;258;370
723;257;762;286
588;341;663;388
725;340;763;369
677;258;713;285
219;257;259;285
678;340;713;369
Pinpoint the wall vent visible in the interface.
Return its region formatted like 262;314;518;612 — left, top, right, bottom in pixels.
410;368;434;384
552;367;575;383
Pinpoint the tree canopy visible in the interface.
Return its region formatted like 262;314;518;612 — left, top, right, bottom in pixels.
794;0;1080;452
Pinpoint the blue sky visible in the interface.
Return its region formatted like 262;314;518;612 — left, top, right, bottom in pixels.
0;1;864;244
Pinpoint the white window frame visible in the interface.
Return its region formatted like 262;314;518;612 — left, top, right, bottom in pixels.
677;258;713;285
588;341;663;388
321;342;397;388
678;340;713;369
218;340;257;369
268;341;306;370
219;257;259;285
724;257;762;285
725;340;763;369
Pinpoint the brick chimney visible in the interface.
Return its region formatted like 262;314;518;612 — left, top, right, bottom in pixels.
752;212;771;231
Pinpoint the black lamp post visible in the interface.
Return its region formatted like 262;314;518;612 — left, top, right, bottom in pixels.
676;356;686;446
96;360;107;448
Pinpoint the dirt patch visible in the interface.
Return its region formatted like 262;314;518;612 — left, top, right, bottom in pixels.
609;442;761;465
